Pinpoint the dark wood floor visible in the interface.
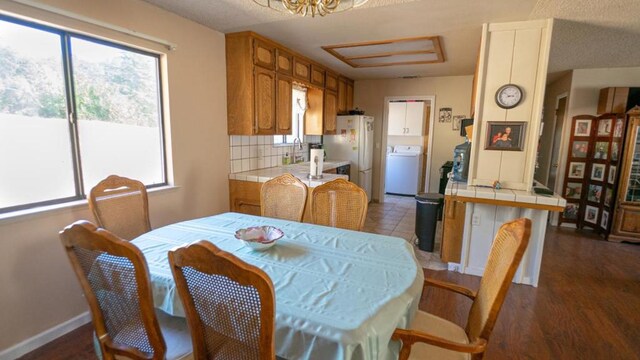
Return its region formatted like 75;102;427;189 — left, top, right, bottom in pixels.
18;226;640;360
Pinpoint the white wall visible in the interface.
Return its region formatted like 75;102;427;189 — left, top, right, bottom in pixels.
536;71;572;185
354;76;473;199
0;0;228;353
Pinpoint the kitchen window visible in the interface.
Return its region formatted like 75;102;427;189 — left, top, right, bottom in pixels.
274;87;306;145
0;15;166;213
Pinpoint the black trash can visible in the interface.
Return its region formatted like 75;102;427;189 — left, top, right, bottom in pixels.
415;193;444;252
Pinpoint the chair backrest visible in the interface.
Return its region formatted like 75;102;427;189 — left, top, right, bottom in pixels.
59;220;165;360
168;241;276;360
261;173;308;222
89;175;151;241
310;178;368;231
466;218;531;342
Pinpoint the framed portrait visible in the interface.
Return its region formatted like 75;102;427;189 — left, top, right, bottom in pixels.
604;188;613;207
568;162;586;179
608;166;616;184
564;182;583;199
584;205;598;224
611;142;619;161
597;119;612;136
594;142;609;160
571;141;588;158
485;122;526;151
563;203;579;220
591;163;606;181
439;107;452;123
452;115;465;131
574;119;592;137
588;184;602;203
613;119;624;138
601;210;609;229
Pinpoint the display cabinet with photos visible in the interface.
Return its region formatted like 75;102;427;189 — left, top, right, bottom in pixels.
560;114;626;238
610;106;640;243
560;115;595;225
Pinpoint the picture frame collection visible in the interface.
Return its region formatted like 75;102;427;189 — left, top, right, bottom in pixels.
560;114;624;235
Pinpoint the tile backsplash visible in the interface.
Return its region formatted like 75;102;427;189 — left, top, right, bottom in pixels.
229;135;321;173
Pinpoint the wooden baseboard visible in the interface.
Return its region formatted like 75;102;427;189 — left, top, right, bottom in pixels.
0;311;91;360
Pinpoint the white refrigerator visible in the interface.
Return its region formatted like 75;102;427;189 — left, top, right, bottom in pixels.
324;115;374;201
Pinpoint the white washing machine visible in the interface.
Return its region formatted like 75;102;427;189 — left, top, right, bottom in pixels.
385;145;423;196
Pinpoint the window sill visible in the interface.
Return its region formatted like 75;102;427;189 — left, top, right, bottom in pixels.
0;185;180;225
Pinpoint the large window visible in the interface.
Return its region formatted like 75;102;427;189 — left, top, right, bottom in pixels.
0;16;166;213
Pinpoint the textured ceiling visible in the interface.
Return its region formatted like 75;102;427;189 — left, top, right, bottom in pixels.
142;0;640;80
529;0;640;80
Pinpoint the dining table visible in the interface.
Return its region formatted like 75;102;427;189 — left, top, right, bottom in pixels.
132;212;424;360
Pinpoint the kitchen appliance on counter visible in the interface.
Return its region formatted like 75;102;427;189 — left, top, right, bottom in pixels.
385;145;423;196
309;144;324;179
323;115;374;201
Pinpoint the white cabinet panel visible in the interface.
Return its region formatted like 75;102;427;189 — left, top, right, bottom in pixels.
405;102;425;136
387;102;407;136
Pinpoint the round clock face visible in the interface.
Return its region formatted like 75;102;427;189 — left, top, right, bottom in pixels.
495;84;523;109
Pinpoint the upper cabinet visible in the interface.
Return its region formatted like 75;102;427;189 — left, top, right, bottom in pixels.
387;101;425;136
226;31;355;135
276;49;293;76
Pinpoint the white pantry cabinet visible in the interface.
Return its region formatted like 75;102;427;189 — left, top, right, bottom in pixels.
387;101;425;136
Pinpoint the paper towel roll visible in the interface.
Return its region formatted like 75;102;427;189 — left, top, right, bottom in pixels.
310;149;324;177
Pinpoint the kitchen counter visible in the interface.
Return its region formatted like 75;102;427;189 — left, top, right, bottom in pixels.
443;179;567;287
228;160;350;187
444;180;566;212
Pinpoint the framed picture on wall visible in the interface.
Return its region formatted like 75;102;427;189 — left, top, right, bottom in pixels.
484;122;526;151
571;141;588;158
604;188;613;207
613;119;624;138
608;166;617;184
591;164;606;181
565;182;583;199
563;203;579;220
452;115;465;131
574;119;592;136
594;142;609;160
568;162;586;179
587;184;602;203
612;142;619;161
601;210;609;229
584;205;598;224
597;119;612;136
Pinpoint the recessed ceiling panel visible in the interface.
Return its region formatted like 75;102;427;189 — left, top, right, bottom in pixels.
322;35;444;68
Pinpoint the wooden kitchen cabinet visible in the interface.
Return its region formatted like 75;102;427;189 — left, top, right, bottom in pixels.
229;180;262;216
324;90;338;135
598;87;630;115
311;65;325;87
305;87;324;135
253;39;276;70
441;196;465;263
293;56;311;82
346;79;354;111
254;66;276;135
325;71;338;91
276;75;293;134
337;76;348;114
276;48;293;76
226;31;355;135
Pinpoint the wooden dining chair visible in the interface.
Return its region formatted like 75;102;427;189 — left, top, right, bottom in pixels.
59;220;192;360
310;178;368;231
261;173;308;222
392;218;532;360
89;175;151;241
168;241;278;360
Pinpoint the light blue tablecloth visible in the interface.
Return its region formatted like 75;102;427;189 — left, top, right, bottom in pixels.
132;212;424;360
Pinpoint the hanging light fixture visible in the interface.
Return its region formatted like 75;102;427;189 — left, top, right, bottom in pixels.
253;0;369;18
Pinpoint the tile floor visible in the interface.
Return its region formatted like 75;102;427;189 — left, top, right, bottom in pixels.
363;195;447;270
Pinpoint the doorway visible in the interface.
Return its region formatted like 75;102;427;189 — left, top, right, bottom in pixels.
379;96;436;202
547;95;568;191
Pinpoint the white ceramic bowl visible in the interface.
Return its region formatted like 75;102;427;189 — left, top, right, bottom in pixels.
235;226;284;251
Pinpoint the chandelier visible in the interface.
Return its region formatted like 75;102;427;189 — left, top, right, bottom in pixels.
253;0;369;17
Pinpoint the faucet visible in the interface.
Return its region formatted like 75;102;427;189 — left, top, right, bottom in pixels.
292;137;303;164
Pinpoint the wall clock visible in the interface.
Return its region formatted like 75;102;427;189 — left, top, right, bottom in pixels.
495;84;523;109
